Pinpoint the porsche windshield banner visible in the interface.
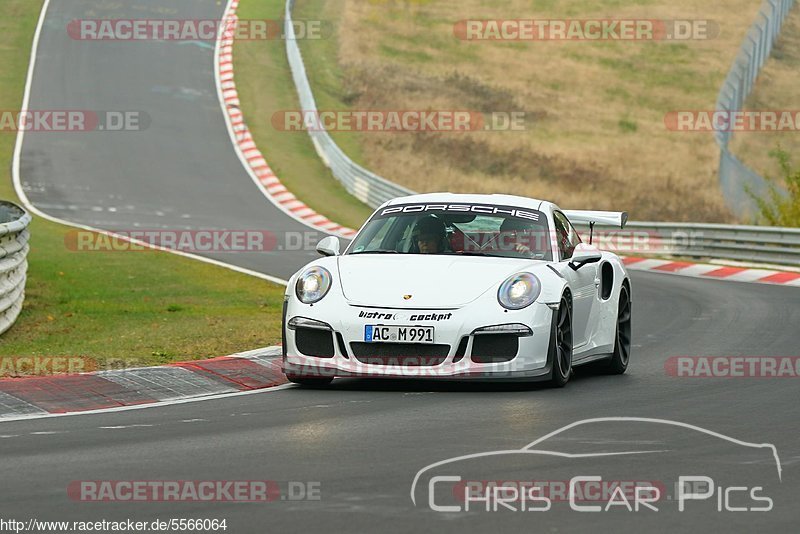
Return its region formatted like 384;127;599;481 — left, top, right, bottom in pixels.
378;203;542;221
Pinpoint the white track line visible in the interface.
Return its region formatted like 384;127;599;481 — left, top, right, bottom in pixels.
0;347;290;424
212;0;350;237
11;0;288;287
1;0;294;422
7;0;798;427
213;1;358;239
0;383;296;424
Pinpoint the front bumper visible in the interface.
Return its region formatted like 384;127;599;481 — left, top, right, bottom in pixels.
283;300;555;381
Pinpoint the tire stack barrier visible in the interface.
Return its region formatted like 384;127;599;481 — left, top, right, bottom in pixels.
0;201;31;335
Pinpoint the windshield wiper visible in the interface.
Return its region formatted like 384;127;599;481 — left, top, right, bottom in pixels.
453;251;498;257
350;249;400;254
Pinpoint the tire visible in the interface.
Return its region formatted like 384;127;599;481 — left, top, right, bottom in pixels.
548;295;573;387
286;375;334;387
604;283;632;375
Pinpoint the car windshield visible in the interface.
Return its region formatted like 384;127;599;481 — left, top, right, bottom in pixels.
346;202;553;260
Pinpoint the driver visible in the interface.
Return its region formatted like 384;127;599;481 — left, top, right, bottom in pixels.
412;216;448;254
499;218;540;256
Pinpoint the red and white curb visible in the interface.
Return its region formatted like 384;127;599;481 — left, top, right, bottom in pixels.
2;256;797;421
216;0;357;239
0;347;287;421
622;257;800;287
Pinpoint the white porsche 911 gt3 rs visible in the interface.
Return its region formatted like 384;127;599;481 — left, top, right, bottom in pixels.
282;193;632;387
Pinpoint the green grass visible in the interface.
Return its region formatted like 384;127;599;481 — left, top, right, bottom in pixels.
618;118;638;133
232;0;374;230
0;0;285;370
379;44;433;62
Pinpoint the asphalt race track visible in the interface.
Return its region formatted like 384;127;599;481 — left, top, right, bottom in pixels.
19;0;326;279
7;0;800;532
1;272;799;532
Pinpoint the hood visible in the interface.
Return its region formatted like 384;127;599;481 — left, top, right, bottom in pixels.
336;255;538;308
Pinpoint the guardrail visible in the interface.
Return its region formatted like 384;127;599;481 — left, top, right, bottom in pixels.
715;0;795;212
284;0;413;208
0;201;31;335
574;222;800;267
286;0;796;213
284;0;800;266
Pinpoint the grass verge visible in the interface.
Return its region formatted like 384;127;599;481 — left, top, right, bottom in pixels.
0;0;284;370
232;0;374;230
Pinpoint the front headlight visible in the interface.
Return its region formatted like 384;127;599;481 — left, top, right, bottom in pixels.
295;266;332;304
497;272;541;310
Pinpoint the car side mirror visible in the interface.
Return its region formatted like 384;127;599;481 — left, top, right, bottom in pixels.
569;243;602;270
316;236;341;257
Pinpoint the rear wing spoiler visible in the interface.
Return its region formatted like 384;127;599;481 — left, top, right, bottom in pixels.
562;210;628;229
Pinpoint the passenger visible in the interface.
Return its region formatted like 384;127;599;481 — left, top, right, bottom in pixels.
499;218;541;256
412;216;449;254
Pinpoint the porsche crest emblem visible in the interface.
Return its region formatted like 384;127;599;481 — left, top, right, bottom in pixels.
403;294;413;300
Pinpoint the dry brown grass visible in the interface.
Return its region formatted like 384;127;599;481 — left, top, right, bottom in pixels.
295;0;774;221
729;6;800;188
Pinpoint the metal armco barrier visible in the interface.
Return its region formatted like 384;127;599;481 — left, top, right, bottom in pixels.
284;1;800;265
575;222;800;267
286;0;796;214
284;0;414;208
715;0;795;212
0;201;31;335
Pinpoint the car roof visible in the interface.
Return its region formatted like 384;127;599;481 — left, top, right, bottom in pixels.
384;192;552;213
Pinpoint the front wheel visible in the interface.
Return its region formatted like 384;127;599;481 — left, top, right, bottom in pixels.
548;295;573;387
604;283;631;374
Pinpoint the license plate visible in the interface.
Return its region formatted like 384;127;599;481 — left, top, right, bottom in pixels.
364;325;434;344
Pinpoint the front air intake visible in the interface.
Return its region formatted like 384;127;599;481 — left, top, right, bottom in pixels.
296;328;335;358
470;334;519;363
350;343;449;366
